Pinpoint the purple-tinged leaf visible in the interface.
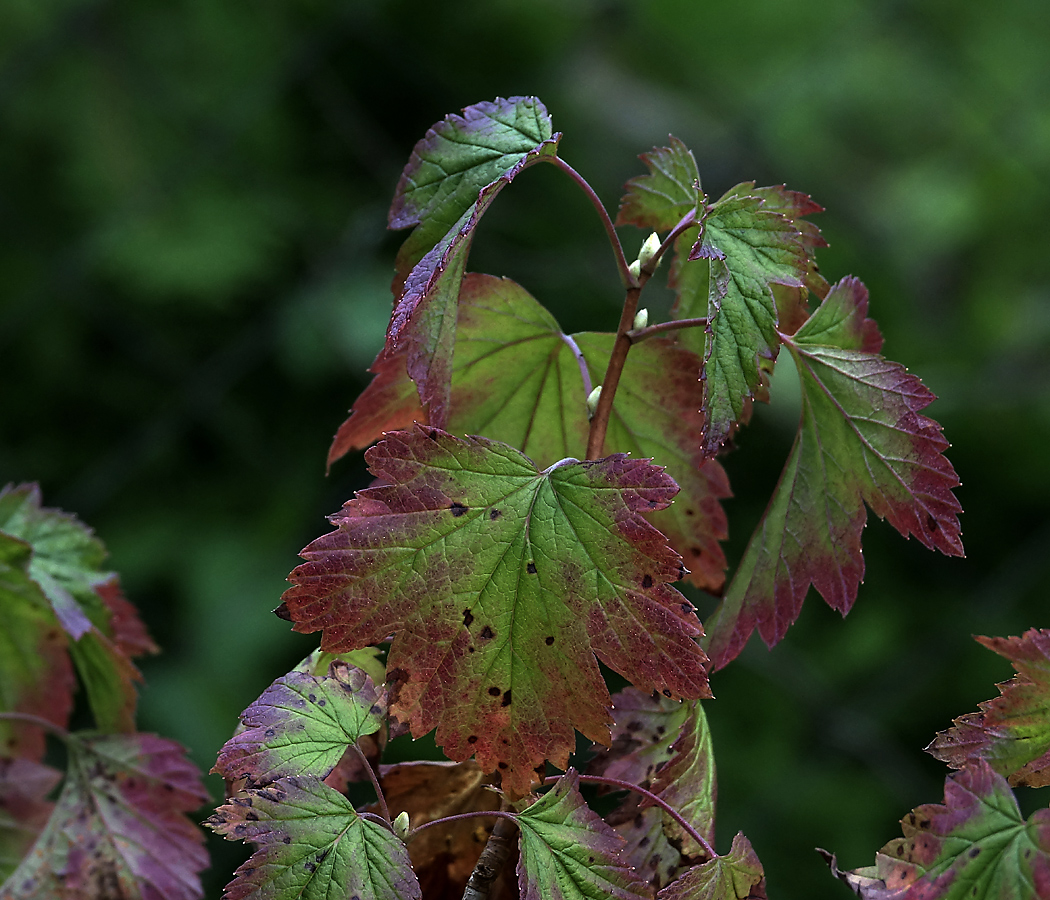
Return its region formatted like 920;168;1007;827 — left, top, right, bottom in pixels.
827;761;1050;900
516;769;652;900
208;776;420;900
386;98;559;428
928;629;1050;787
616;137;702;232
0;533;74;760
0;484;156;734
659;833;765;900
283;426;710;794
606;800;683;889
1;732;208;900
213;661;386;786
691;188;814;456
703;278;962;671
0;757;61;882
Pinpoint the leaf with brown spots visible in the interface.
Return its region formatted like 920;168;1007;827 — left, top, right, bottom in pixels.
827;760;1050;900
208;775;420;900
659;833;765;900
283;426;710;794
1;732;208;900
928;629;1050;787
213;660;386;786
516;769;652;900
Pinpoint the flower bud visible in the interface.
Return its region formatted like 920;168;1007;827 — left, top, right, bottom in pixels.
393;810;410;840
628;259;641;281
586;385;602;420
638;232;661;268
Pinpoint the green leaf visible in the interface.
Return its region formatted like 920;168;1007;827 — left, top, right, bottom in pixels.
0;484;156;733
213;660;386;786
1;732;208;900
616;137;702;232
703;278;963;671
516;769;651;900
208;776;420;900
385;98;560;427
927;629;1050;787
827;761;1050;900
0;532;73;759
692;186;815;455
329;275;730;592
658;833;765;900
667;224;709;360
283;426;710;794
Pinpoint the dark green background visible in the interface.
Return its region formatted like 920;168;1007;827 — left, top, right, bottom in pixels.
3;1;1049;897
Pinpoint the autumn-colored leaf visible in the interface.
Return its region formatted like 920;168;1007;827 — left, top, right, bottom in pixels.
376;760;502;899
213;661;386;787
516;769;652;900
606;800;683;890
283;426;709;793
208;776;420;900
827;760;1050;900
659;833;765;900
703;277;962;671
1;732;208;900
0;483;155;734
927;629;1050;787
0;757;61;883
616;137;702;233
385;98;560;427
329;275;730;591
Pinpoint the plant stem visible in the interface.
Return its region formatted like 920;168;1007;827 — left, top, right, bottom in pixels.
0;711;69;740
628;317;709;344
462;814;519;900
560;333;593;398
409;809;516;839
545;773;717;861
586;284;641;459
354;744;391;823
549;156;634;289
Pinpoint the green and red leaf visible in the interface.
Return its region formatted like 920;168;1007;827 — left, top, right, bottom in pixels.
208;776;419;900
2;732;208;900
659;833;765;900
385;98;559;427
516;769;652;900
213;661;386;786
616;137;702;233
283;426;710;793
827;760;1050;900
703;278;962;670
928;629;1050;787
0;757;61;883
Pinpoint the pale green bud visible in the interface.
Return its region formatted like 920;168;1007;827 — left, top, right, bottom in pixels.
586;385;602;420
393;810;410;840
638;232;661;268
628;259;641;280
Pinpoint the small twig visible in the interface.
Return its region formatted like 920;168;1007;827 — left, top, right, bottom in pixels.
545;773;717;861
462;813;519;900
353;744;391;823
0;711;69;741
627;316;709;344
560;333;593;398
549;156;634;289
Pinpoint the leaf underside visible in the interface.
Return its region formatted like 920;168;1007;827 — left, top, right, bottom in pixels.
830;760;1050;900
703;277;962;671
284;426;709;793
928;629;1050;787
658;833;766;900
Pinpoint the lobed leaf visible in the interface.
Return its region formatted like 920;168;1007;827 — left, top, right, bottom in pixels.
606;800;683;890
329;274;730;592
213;661;386;786
385;98;559;427
0;758;61;883
1;732;208;900
827;760;1050;900
703;278;962;671
0;484;156;735
658;833;765;900
283;426;710;794
208;776;419;900
516;769;651;900
928;629;1050;787
616;137;702;232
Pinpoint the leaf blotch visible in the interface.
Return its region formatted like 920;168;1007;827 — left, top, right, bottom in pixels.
468;735;478;744
501;690;512;707
526;562;537;574
479;625;495;640
642;574;653;589
545;636;554;646
489;508;501;520
463;609;474;627
450;501;469;517
488;686;502;697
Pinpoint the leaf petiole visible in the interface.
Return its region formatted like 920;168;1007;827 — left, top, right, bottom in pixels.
0;710;70;741
628;317;709;344
353;743;392;823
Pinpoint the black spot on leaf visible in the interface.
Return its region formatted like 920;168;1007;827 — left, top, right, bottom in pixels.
489;509;501;520
468;646;476;653
498;762;508;769
488;686;501;697
642;574;653;589
480;625;495;640
463;609;474;627
308;694;317;703
428;429;439;441
468;735;478;744
526;562;537;574
501;690;512;707
450;502;469;516
545;636;554;646
662;689;672;698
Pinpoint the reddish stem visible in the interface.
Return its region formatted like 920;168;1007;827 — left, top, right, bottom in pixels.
353;743;391;823
628;317;709;344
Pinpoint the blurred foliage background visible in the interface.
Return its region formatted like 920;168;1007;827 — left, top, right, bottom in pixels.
2;0;1049;896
